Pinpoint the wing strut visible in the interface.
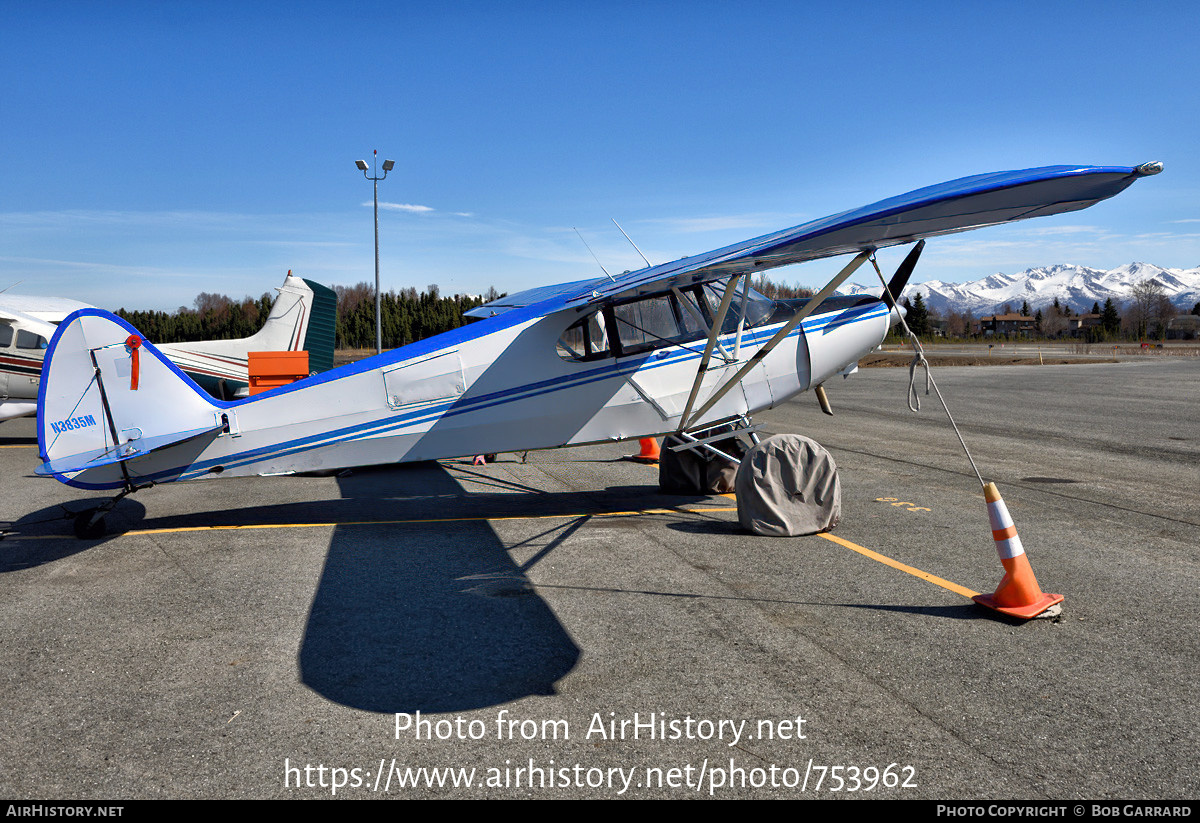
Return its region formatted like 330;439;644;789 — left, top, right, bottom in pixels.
675;274;743;432
682;249;873;430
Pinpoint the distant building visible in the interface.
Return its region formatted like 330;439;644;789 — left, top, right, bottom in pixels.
1167;315;1200;340
976;313;1035;337
1065;313;1103;336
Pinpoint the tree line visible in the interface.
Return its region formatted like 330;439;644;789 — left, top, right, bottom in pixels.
117;291;277;344
116;283;500;350
331;283;496;349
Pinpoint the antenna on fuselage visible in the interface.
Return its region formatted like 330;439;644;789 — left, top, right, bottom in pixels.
573;227;616;282
0;280;24;295
611;218;653;269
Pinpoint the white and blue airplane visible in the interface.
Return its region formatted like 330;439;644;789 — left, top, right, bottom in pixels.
34;163;1161;537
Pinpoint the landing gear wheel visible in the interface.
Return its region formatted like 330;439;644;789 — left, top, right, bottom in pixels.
735;434;841;536
73;510;106;540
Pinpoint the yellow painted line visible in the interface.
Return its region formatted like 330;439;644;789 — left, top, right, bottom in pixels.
818;532;979;598
7;504;734;539
0;444;35;449
23;521;977;598
628;458;974;599
707;481;975;597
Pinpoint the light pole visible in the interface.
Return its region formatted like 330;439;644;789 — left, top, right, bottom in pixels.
355;150;395;355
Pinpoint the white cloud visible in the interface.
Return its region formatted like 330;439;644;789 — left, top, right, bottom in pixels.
374;202;434;213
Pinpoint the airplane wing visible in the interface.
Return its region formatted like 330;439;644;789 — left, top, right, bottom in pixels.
467;163;1160;317
464;278;598;318
0;294;93;324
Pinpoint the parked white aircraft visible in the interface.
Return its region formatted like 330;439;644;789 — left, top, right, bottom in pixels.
0;272;335;421
34;163;1161;537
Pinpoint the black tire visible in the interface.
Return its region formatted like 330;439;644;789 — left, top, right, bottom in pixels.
73;511;106;540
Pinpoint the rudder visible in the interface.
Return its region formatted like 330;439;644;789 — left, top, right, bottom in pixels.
38;310;225;489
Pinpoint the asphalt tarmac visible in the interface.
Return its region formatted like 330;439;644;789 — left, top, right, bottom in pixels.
0;358;1195;799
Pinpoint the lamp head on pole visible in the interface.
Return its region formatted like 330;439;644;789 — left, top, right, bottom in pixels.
381;159;395;172
355;159;369;172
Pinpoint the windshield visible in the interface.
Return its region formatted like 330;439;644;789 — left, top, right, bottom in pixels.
700;282;776;333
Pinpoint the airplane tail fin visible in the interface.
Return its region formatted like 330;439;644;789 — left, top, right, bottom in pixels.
297;277;336;372
243;273;337;372
37;310;226;489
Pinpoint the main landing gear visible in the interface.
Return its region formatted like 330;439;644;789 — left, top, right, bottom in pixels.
662;415;842;537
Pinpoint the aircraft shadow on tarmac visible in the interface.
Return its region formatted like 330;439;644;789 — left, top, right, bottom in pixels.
6;461;717;712
1;498;148;569
297;461;588;713
297;463;714;713
0;433;37;447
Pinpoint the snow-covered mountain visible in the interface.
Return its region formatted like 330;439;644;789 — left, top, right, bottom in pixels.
846;263;1200;316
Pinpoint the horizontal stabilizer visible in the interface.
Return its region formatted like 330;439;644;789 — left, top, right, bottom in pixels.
35;422;225;477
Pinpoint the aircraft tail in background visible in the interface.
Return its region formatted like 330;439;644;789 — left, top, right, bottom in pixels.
158;273;337;398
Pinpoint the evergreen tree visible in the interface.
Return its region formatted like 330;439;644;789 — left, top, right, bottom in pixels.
908;293;930;337
1101;298;1121;335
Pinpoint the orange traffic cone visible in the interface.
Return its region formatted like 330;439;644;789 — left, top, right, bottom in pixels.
625;437;661;464
973;482;1064;619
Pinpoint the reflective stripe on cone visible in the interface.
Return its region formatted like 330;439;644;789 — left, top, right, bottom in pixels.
972;482;1064;619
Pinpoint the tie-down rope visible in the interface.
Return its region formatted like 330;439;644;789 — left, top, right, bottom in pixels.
870;255;986;490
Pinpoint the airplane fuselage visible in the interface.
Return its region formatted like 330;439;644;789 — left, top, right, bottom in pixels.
40;292;894;490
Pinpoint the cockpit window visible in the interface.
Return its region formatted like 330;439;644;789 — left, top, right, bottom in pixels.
16;329;47;350
556;283;780;362
557;311;610;361
611;295;688;355
674;289;708;338
0;324;12;347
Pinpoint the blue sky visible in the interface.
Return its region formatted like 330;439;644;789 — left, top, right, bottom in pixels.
1;1;1197;311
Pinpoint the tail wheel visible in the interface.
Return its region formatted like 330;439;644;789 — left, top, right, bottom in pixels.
73;510;106;540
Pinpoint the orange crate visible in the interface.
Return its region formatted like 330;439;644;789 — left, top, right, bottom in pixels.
248;350;309;395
